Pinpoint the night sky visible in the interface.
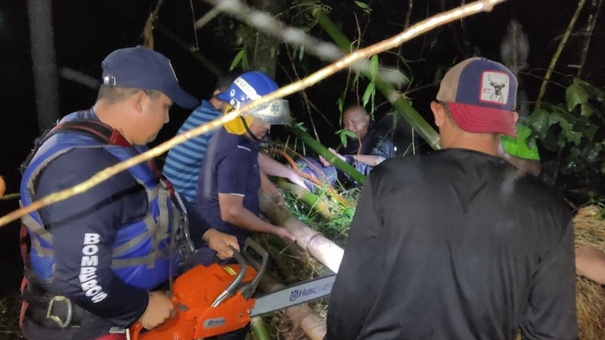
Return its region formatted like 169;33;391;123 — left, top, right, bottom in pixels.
1;0;604;294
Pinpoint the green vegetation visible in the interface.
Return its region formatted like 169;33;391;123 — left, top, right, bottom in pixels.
525;78;605;203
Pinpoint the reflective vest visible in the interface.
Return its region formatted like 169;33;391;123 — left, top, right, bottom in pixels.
20;112;181;290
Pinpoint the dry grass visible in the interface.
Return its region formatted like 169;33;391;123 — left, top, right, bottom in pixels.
0;292;24;339
573;205;605;339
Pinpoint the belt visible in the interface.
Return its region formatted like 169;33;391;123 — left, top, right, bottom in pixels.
22;276;83;329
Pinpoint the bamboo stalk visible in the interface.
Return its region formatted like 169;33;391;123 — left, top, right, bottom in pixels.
203;0;407;88
534;0;587;109
1;0;504;227
277;179;333;220
259;191;344;273
250;316;271;340
312;7;442;151
288;126;366;185
576;0;602;78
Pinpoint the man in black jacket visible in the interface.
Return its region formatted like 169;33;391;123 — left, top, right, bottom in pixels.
326;57;577;339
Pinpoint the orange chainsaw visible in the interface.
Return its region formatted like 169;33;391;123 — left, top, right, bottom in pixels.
129;238;335;339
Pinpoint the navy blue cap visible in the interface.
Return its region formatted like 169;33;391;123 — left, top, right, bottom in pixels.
101;46;198;109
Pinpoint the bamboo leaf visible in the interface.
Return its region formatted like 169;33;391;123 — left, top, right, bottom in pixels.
354;1;372;13
362;81;375;106
337;97;344;114
340;132;348;147
335;129;355;147
295;121;308;132
230;49;246;70
370;55;379;80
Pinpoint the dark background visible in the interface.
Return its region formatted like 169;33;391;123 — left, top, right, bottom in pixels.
1;0;604;296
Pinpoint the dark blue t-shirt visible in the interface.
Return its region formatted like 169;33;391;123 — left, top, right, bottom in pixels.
195;128;260;244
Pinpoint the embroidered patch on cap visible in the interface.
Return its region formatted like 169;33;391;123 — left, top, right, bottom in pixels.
480;71;510;105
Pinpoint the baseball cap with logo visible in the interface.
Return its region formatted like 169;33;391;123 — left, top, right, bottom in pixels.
436;57;518;137
101;46;198;109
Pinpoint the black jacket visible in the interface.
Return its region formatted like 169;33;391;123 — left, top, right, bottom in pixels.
326;149;577;340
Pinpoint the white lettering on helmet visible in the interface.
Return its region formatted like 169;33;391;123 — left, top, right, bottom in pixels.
234;77;261;100
79;233;107;303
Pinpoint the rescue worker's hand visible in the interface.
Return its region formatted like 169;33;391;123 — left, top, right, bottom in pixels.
274;226;296;245
139;291;174;330
203;228;239;260
287;171;308;189
272;191;285;207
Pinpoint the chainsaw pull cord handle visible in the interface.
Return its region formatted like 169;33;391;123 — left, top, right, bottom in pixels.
210;247;248;308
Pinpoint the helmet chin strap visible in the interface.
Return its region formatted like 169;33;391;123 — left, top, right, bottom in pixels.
241;116;271;146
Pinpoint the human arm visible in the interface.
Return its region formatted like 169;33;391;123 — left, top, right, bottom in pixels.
324;137;392;176
575;245;605;285
349;154;385;167
519;220;578;339
214;145;294;244
218;193;294;244
347;136;395;168
258;152;307;189
259;170;284;206
181;198;240;258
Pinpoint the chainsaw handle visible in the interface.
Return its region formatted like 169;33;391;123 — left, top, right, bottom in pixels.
210;238;269;307
211;246;248;307
240;238;268;299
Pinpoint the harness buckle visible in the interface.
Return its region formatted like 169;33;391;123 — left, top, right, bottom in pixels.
46;295;73;328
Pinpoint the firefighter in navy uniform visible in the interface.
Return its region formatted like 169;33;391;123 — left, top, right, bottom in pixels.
19;46;239;340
